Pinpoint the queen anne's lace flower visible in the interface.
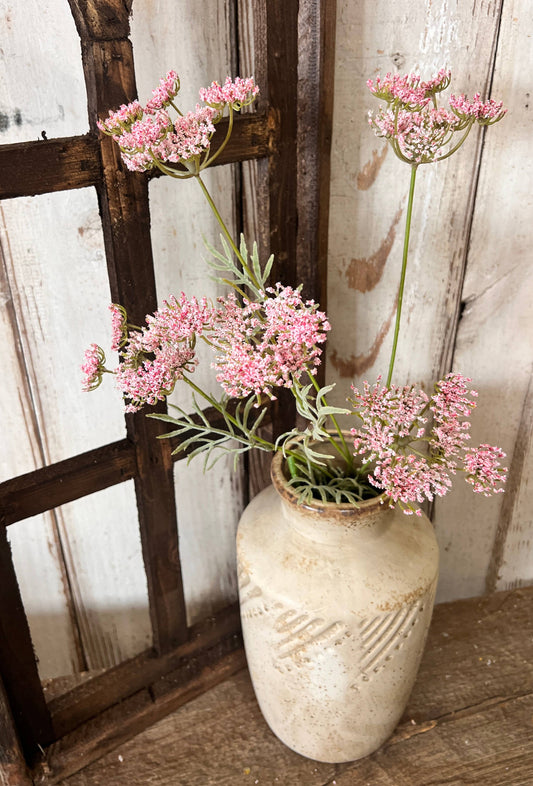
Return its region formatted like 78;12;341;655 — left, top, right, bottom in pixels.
350;375;507;515
368;69;506;164
211;286;330;399
199;76;259;109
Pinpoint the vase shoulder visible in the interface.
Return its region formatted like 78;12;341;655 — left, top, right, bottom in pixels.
237;483;439;616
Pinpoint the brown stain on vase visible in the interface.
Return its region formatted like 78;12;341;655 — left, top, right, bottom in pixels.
345;206;403;293
356;145;388;190
329;296;398;379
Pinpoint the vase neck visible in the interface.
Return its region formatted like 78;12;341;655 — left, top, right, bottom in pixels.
278;494;392;545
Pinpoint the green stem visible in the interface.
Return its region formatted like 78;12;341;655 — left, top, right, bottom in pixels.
193;173;261;290
386;163;418;387
305;371;354;469
200;106;234;169
182;375;276;452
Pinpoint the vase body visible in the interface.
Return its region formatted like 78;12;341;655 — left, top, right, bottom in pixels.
236;453;439;763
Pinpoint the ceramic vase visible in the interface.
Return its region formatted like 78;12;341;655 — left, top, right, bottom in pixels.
236;450;439;763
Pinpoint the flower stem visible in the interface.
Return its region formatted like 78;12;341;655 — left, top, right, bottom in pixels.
194;173;261;290
305;370;354;469
386;163;418;387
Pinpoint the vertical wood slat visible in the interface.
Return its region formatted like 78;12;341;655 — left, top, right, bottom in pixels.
67;0;187;652
0;529;53;761
296;0;336;307
0;675;32;786
261;0;300;441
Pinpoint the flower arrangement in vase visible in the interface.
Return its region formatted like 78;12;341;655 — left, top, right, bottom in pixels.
82;67;507;762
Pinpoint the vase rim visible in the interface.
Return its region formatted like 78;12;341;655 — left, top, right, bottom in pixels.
270;449;386;521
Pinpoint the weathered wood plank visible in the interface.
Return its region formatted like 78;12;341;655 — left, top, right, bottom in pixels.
0;675;33;786
0;115;270;201
434;0;533;600
68;0;188;652
0;528;54;760
296;0;336;307
0;440;135;527
335;695;533;785
0;135;101;199
36;646;246;784
47;603;240;739
57;588;533;786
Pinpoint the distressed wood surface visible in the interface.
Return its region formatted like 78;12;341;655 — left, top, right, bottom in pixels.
58;587;533;786
433;0;533;601
327;0;533;602
0;529;54;760
0;676;33;786
129;0;246;630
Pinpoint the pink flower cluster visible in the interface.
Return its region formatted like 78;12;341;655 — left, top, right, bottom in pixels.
97;72;259;173
83;284;330;411
81;344;106;391
96;294;212;412
211;286;330;399
449;93;507;125
145;70;180;112
367;69;451;108
464;444;507;496
368;69;506;164
199;76;259;109
350;374;507;514
369;106;459;163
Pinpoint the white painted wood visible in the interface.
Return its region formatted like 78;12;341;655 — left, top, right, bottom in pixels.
1;189;152;676
1;0;530;683
328;0;502;393
326;0;533;602
130;0;244;625
433;0;533;600
0;0;87;144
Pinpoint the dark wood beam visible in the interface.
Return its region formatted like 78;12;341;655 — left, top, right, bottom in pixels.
47;603;241;740
0;529;54;763
0;675;33;785
68;0;188;653
0;135;101;199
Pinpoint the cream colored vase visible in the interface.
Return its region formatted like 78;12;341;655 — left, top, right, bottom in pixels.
236;452;439;763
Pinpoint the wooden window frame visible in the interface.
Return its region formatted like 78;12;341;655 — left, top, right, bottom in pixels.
0;1;336;782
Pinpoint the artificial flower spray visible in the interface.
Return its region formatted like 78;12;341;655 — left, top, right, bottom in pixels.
83;68;507;515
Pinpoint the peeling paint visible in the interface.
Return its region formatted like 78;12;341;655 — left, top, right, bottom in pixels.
357;146;388;191
344;207;403;293
329;299;397;378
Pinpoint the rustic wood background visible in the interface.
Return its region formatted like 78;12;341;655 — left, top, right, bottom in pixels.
0;0;531;685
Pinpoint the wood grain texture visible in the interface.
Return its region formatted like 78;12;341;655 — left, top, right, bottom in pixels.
57;588;533;786
47;604;240;739
0;135;101;199
69;1;188;652
326;0;533;603
433;0;533;601
0;676;32;786
0;529;53;761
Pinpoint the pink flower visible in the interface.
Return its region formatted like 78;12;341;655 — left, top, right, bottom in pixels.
429;373;476;458
350;378;429;459
367;69;451;109
449;93;506;125
211;286;330;399
109;304;127;351
370;453;453;515
369;106;460;163
112;294;214;411
145;70;180;113
97;101;144;135
464;444;507;495
199;76;259;109
81;344;106;391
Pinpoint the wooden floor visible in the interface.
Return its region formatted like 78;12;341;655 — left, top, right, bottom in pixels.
62;587;533;786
